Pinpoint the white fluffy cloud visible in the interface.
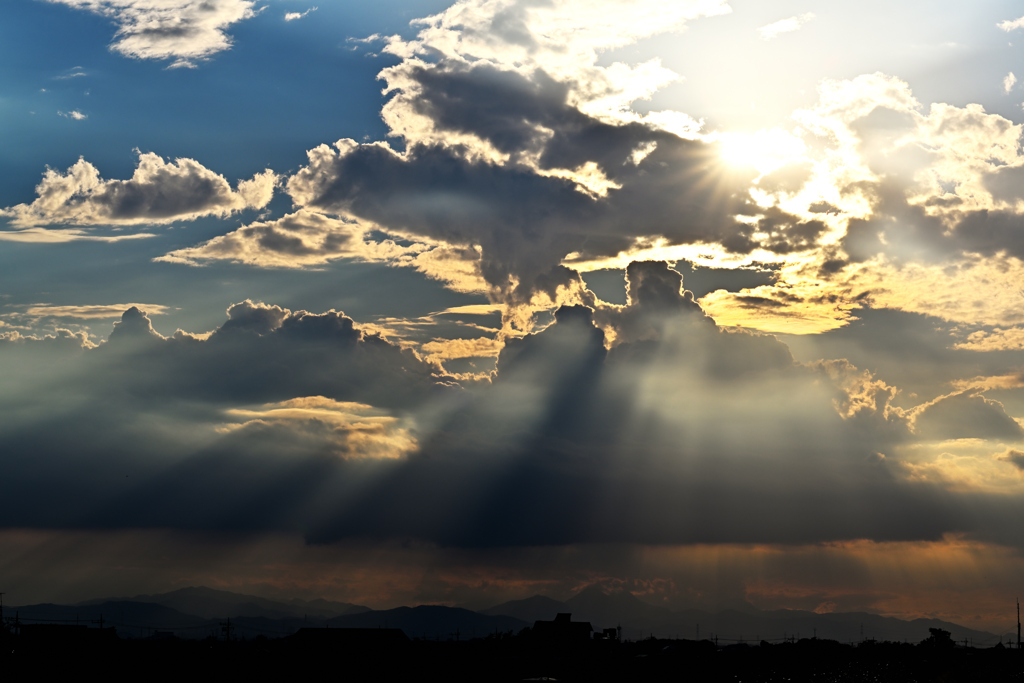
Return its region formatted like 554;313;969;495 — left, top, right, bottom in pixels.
381;0;726;141
998;15;1024;32
44;0;259;68
689;73;1024;337
1;152;276;230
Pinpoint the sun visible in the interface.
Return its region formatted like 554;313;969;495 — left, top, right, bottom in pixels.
717;128;808;176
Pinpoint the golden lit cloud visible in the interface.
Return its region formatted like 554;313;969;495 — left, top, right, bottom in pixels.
421;336;502;361
951;372;1024;393
24;303;173;319
223;396;418;460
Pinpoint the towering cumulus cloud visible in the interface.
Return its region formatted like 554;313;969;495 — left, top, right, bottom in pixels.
5;265;1023;555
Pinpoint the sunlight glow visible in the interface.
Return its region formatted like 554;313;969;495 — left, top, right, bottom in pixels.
717;128;807;176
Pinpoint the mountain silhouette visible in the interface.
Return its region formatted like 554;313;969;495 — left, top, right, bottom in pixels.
481;595;566;623
564;586;672;627
11;600;207;637
77;586;369;620
12;585;1009;646
481;587;672;628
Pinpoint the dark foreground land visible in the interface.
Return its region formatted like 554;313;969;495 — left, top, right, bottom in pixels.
3;630;1024;681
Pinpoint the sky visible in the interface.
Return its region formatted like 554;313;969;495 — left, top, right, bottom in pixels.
2;0;1024;633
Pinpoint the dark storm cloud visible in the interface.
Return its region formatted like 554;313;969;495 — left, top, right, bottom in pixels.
304;271;968;548
301;275;1024;549
2;265;1022;549
0;302;441;414
0;301;441;533
95;302;441;409
286;60;827;298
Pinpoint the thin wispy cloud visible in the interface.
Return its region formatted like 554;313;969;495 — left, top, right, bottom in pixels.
758;12;815;40
25;303;172;319
57;110;87;120
1005;72;1017;93
55;67;87;79
285;7;317;21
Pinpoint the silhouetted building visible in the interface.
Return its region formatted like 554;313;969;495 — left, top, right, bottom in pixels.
532;613;593;647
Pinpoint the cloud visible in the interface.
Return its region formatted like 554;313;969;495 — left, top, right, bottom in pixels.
307;287;948;548
44;0;260;68
384;0;731;121
158;210;377;268
23;303;171;319
997;448;1024;470
157;209;490;293
0;327;93;351
285;129;814;304
911;391;1024;441
55;67;87;79
955;328;1024;352
0;227;157;243
98;301;444;408
0;300;448;537
1;153;276;230
998;16;1024;32
57;110;87;120
681;73;1024;334
758;13;815;40
223;397;417;461
951;372;1024;392
1005;72;1017;93
4;265;1024;553
284;7;317;22
256;0;824;305
150;0;837;321
420;336;502;361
